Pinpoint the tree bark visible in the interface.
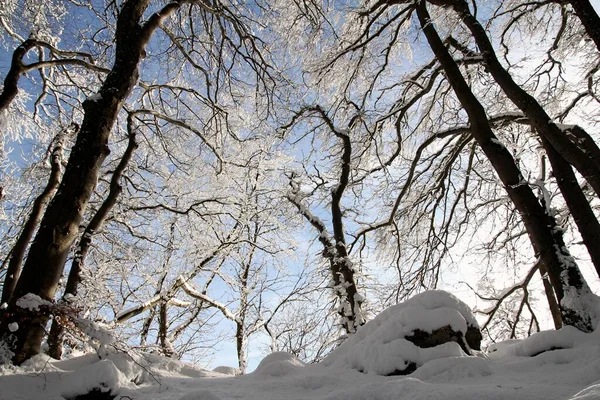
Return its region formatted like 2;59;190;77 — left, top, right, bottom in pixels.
445;0;600;197
46;123;137;359
417;0;595;331
1;126;73;306
0;0;185;365
568;0;600;53
539;263;564;329
285;107;365;335
0;39;108;115
0;39;38;114
158;302;173;357
541;135;600;278
444;0;600;278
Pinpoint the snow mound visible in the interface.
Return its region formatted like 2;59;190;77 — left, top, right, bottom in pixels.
321;290;478;375
569;382;600;399
495;326;590;357
487;339;522;355
410;356;492;382
213;365;240;375
253;351;306;377
60;359;126;399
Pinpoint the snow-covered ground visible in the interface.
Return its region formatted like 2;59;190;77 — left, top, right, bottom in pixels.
1;291;600;400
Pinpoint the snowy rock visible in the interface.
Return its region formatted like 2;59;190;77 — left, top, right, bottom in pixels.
322;290;481;375
60;359;125;399
68;388;115;400
465;324;483;351
213;365;241;375
492;326;589;358
253;351;306;377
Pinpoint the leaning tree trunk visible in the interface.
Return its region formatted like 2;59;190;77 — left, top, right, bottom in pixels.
442;0;600;199
567;0;600;53
0;0;185;365
46;122;137;360
443;0;600;278
416;0;595;331
1;126;73;306
540;134;600;278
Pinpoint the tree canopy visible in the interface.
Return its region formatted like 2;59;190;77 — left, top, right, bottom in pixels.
0;0;599;368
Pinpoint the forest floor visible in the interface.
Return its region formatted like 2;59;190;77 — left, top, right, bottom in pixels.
1;325;599;400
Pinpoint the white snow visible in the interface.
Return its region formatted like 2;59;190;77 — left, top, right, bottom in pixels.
252;351;306;377
87;92;102;102
2;295;600;400
7;323;18;332
15;293;52;311
320;290;479;375
213;365;241;375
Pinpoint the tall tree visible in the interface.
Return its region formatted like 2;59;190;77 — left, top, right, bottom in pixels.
1;0;193;364
415;0;595;331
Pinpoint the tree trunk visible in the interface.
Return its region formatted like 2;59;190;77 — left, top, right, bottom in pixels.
417;0;595;331
447;0;600;278
1;126;72;306
447;0;600;197
539;263;563;329
286;106;365;335
0;39;39;113
158;302;173;357
46;124;137;359
541;135;600;278
0;0;184;365
568;0;600;53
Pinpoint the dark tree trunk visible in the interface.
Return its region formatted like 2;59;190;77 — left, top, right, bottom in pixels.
139;307;156;346
445;0;600;278
0;39;39;113
417;0;595;331
539;263;563;329
1;126;73;306
541;135;600;278
46;125;137;360
446;0;600;197
158;302;173;357
236;319;247;374
0;0;184;365
568;0;600;53
286;106;365;335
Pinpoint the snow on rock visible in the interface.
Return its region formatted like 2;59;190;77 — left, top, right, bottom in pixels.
213;366;241;375
494;326;590;358
321;290;480;375
60;359;126;399
7;322;18;332
252;351;306;377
